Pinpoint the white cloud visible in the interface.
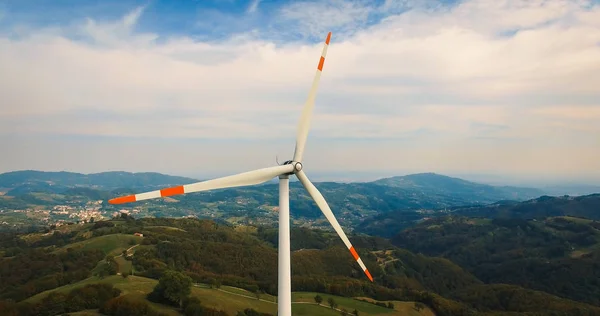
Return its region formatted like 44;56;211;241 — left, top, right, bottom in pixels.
276;0;374;38
0;0;599;179
247;0;262;13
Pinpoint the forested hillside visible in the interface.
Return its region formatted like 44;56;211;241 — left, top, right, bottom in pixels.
392;215;600;306
1;216;600;315
357;194;600;238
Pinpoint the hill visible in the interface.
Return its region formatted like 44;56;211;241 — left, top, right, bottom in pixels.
0;170;197;191
371;173;544;203
0;170;546;230
22;275;436;316
391;214;600;306
2;217;600;315
357;194;600;238
451;194;600;220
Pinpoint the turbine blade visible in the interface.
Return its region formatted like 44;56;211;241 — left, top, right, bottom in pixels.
108;165;294;205
293;32;331;162
295;170;374;282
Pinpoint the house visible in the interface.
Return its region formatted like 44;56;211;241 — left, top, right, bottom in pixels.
134;232;143;237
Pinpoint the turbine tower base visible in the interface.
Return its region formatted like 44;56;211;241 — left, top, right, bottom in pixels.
278;175;291;316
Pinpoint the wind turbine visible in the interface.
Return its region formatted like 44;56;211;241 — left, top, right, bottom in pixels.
108;32;373;316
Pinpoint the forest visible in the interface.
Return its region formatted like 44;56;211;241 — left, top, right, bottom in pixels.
1;210;600;315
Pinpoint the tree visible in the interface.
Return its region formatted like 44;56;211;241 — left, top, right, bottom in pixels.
340;308;349;315
352;309;359;316
101;296;161;316
328;297;337;309
414;302;425;311
314;294;323;305
122;271;129;278
387;302;394;309
148;270;192;307
98;257;118;278
237;308;273;316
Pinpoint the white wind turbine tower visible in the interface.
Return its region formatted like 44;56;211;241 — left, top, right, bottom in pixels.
108;32;373;316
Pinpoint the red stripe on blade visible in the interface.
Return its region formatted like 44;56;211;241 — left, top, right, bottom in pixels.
349;247;360;261
325;32;331;45
160;186;184;197
109;195;136;204
317;56;325;71
364;269;374;282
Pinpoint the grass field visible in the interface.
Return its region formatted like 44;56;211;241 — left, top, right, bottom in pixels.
114;255;133;274
26;275;434;316
219;285;277;302
292;303;340;315
294;292;388;313
558;216;594;223
354;297;436;316
293;292;432;316
191;285;278;315
145;225;187;232
57;233;142;256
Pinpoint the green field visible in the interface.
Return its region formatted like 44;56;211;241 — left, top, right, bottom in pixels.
191;284;278;315
114;255;132;274
57;233;142;256
25;275;435;316
354;297;436;316
292;303;340;315
558;216;594;223
145;225;187;232
293;292;435;316
219;285;277;302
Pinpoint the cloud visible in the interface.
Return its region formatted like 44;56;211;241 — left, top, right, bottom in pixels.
247;0;261;13
0;0;599;179
274;0;374;39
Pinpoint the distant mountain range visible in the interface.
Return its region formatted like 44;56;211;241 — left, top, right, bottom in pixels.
0;170;196;190
372;172;543;202
1;169;595;229
0;170;545;199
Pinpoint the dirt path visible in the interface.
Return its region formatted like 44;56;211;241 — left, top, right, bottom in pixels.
115;244;139;258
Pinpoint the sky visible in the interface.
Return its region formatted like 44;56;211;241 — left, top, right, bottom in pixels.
0;0;599;185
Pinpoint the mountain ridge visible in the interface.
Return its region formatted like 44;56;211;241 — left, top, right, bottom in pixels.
0;170;198;190
0;169;550;231
371;172;544;200
1;169;544;193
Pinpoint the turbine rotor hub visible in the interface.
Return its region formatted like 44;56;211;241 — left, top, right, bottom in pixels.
281;160;302;172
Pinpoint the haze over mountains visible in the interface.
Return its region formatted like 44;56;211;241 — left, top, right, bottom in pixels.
1;169;596;232
0;169;583;196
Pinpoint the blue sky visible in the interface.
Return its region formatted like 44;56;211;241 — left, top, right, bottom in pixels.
0;0;599;185
0;0;457;40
